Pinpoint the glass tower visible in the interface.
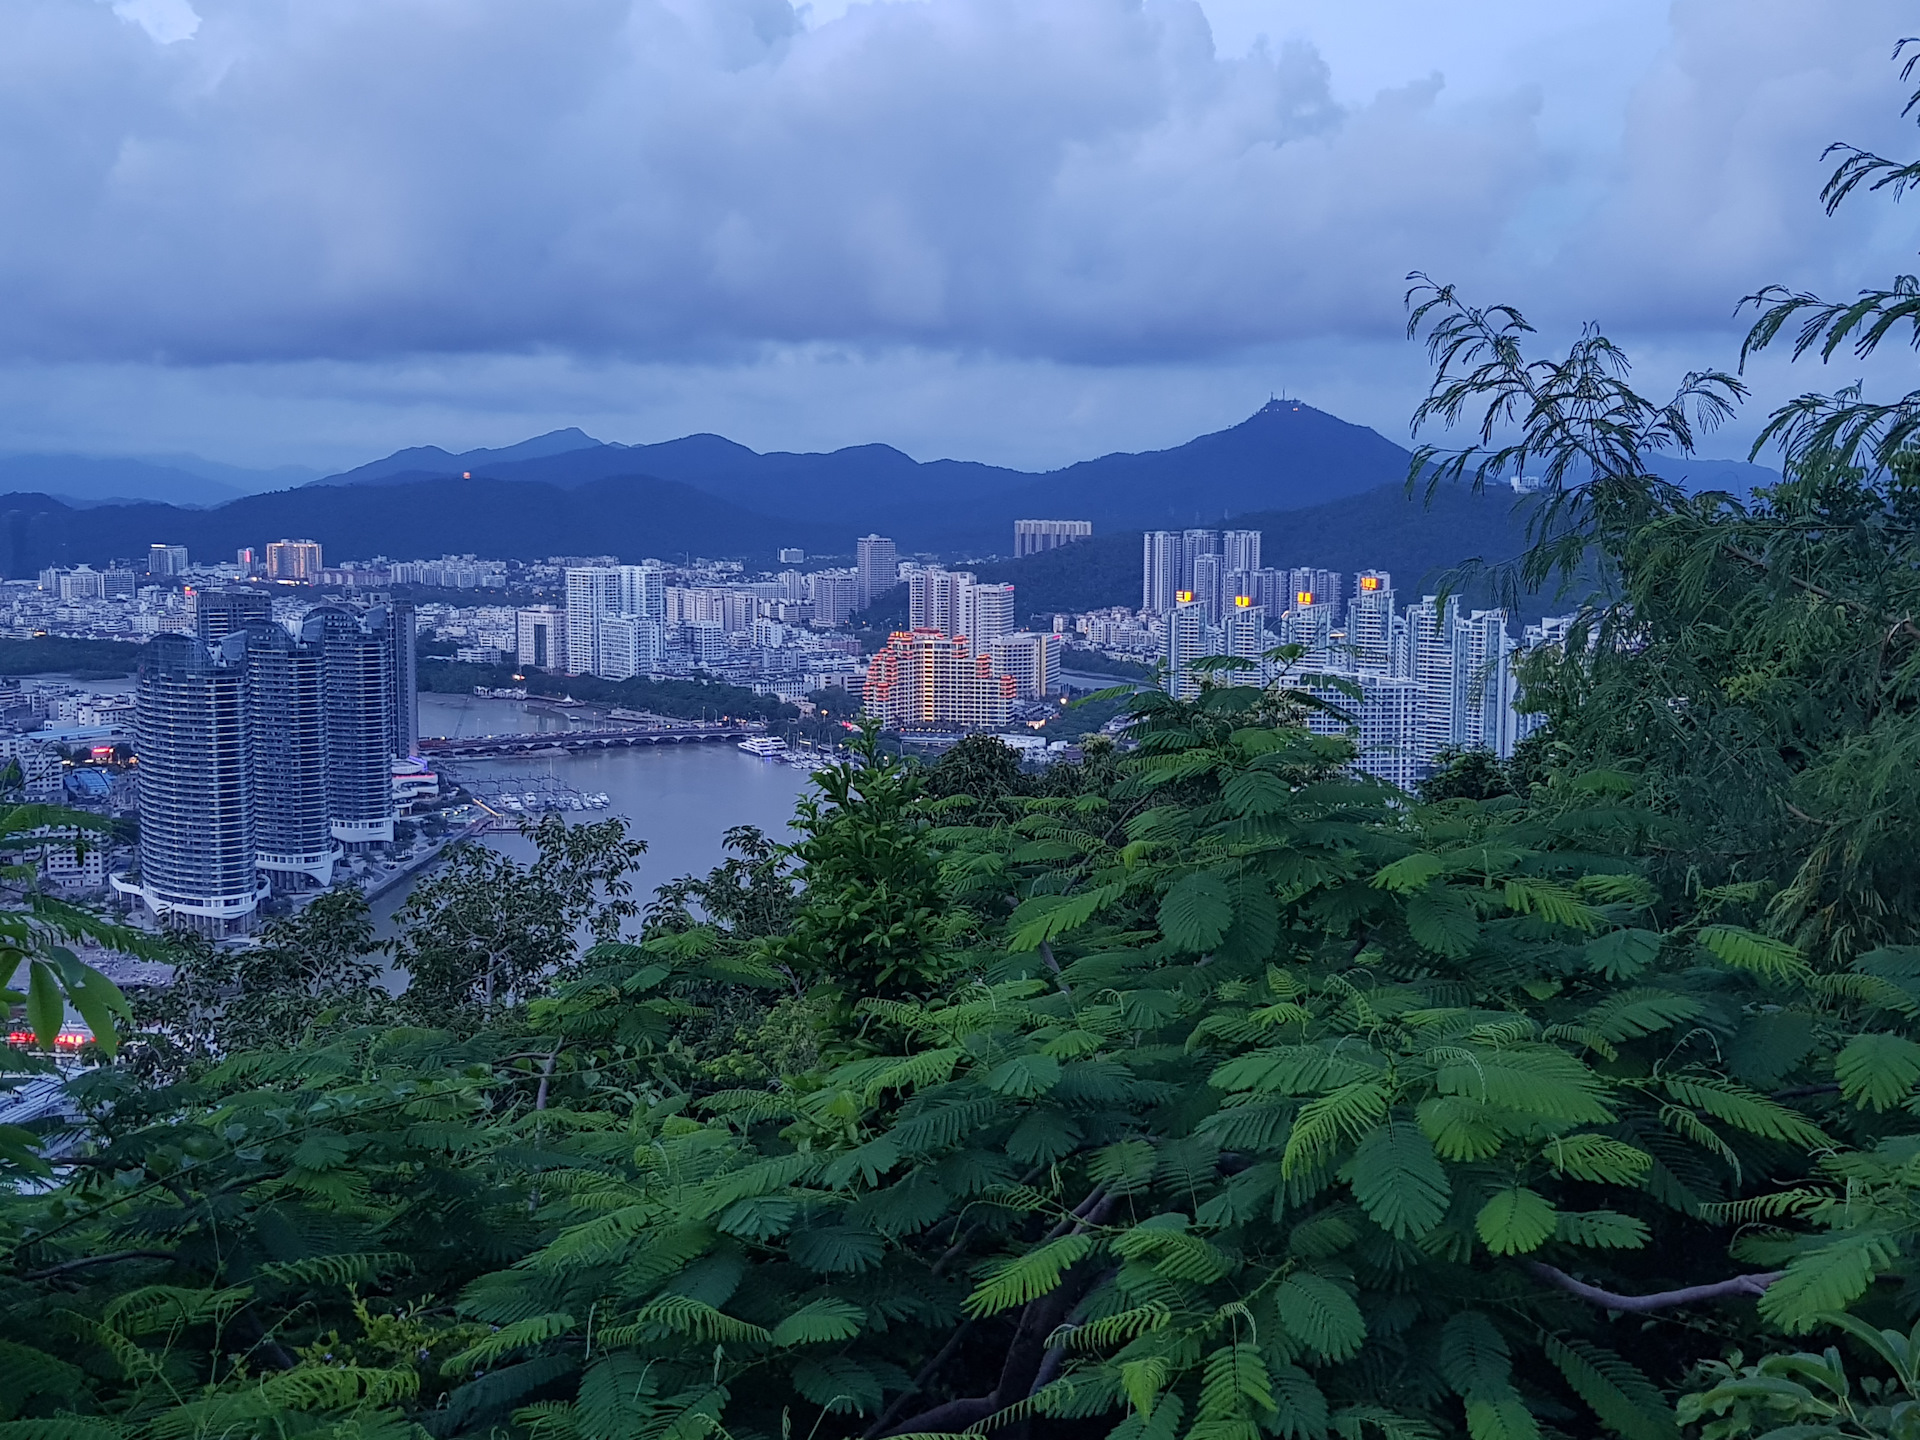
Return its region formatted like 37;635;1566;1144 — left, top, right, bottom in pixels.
309;605;397;847
248;621;337;888
125;633;260;934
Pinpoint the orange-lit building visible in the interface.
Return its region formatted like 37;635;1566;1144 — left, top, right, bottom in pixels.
863;629;1016;728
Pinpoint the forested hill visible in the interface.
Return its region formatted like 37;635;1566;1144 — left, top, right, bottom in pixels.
306;401;1416;550
0;403;1775;576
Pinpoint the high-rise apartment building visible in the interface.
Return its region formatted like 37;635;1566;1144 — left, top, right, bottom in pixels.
598;615;666;681
856;535;898;608
385;599;419;758
908;569;975;634
121;633;260;934
990;631;1061;699
309;605;397;848
247;621;336;889
1287;569;1344;617
517;604;567;672
58;567;104;602
1281;599;1340;661
778;548;807;565
1220;600;1269;684
1142;531;1181;613
1014;520;1093;557
265;539;324;582
1401;595;1462;764
1454;610;1516;756
1192;553;1224;622
1346;571;1395;668
809;572;861;628
147;544;189;576
235;547;259;575
863;630;1014;728
193;587;272;643
1222;529;1262;575
1163;601;1217;700
617;565;666;620
564;566;620;676
960;583;1015;647
1275;669;1430;792
1181;530;1220;590
123;606;405;932
684;621;728;667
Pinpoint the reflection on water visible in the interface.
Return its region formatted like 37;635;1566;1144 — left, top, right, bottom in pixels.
373;693;816;936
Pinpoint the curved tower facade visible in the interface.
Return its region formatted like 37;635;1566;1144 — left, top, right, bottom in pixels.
123;632;262;934
309;606;396;847
247;622;336;887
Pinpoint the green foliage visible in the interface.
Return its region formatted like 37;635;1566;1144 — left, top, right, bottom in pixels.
0;637;143;679
393;811;646;1023
130;887;391;1079
20;57;1920;1440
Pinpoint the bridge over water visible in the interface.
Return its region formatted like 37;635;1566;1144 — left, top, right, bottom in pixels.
418;723;759;759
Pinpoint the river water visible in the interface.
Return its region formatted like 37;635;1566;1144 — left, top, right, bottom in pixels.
370;693;816;935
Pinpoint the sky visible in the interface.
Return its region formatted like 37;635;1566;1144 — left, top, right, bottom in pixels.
0;0;1914;476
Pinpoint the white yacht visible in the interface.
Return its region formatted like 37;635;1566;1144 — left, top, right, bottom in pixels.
738;735;789;758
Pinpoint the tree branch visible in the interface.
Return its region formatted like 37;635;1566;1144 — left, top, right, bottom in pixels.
23;1249;178;1280
1527;1261;1783;1312
880;1191;1119;1438
861;1321;975;1439
534;1048;560;1111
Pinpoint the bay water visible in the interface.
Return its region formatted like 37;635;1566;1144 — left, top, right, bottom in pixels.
371;693;815;936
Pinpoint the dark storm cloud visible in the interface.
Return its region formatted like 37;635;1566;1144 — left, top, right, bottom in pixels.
0;0;1912;464
3;0;1548;364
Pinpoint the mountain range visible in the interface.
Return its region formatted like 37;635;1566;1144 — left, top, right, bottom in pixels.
0;403;1779;591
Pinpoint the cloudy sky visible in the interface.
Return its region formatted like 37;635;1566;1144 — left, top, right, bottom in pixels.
0;0;1914;474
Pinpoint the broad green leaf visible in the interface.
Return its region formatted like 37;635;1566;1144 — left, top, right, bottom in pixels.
1541;1335;1676;1440
1438;1312;1513;1402
769;1298;864;1347
1584;929;1661;980
1160;871;1235;953
1758;1232;1900;1333
1542;1134;1653;1185
1371;853;1446;893
25;960;61;1051
1406;888;1479;958
1835;1033;1920;1111
1345;1124;1450;1239
964;1233;1094;1316
983;1052;1061;1098
1475;1188;1556;1255
1697;925;1809;984
1276;1272;1365;1361
1553;1211;1649;1250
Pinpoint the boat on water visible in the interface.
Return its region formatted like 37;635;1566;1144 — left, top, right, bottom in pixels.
738;736;789;758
